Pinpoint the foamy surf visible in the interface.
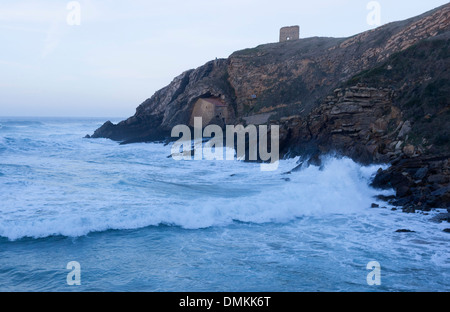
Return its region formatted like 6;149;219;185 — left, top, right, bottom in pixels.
0;144;389;241
0;118;448;292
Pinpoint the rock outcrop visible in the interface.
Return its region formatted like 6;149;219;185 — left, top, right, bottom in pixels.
277;83;449;211
90;4;450;210
276;31;450;210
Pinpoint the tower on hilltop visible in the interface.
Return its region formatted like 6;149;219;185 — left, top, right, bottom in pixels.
279;26;300;42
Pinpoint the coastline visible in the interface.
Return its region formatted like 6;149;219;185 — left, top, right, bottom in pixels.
88;4;450;215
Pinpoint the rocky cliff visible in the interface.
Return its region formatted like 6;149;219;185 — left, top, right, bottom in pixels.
90;4;450;211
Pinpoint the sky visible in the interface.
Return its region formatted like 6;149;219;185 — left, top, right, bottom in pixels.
0;0;448;117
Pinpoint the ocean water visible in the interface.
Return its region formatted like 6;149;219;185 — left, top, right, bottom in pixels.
0;117;448;292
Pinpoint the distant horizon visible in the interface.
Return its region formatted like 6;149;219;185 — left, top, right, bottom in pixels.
1;0;448;118
0;115;127;119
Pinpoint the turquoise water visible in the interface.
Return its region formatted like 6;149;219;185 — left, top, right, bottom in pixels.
0;117;448;291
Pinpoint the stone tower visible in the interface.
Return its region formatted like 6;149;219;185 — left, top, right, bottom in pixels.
279;26;300;42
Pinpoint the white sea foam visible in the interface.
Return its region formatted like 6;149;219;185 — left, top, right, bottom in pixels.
0;148;391;240
1;118;449;293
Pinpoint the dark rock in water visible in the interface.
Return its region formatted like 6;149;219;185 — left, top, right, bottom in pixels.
372;170;414;197
283;178;291;182
443;229;450;233
397;185;412;198
373;155;450;211
393;196;414;207
90;117;169;143
283;161;304;175
376;194;396;202
91;120;114;138
371;170;393;190
375;195;396;204
371;203;380;208
84;134;91;139
307;154;322;167
430;213;450;223
291;162;304;173
402;206;416;214
396;229;416;233
428;186;450;209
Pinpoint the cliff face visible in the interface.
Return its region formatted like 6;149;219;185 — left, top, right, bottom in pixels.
92;4;449;140
279;34;450;162
91;59;236;143
277;32;450;211
90;4;450;210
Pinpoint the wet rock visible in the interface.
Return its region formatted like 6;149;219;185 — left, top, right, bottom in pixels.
283;162;304;175
393;196;414;207
431;186;450;197
414;167;429;180
291;162;304;172
397;185;412;198
396;229;415;233
402;206;416;214
371;169;393;189
371;203;380;208
428;174;447;184
430;213;450;223
307;154;322;167
376;194;396;202
397;121;412;139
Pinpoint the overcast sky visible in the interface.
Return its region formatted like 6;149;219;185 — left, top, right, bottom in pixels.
0;0;448;117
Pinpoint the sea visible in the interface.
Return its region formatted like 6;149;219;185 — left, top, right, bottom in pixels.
0;117;448;292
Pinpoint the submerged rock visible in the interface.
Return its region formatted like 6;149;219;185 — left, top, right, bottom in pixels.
430;213;450;223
